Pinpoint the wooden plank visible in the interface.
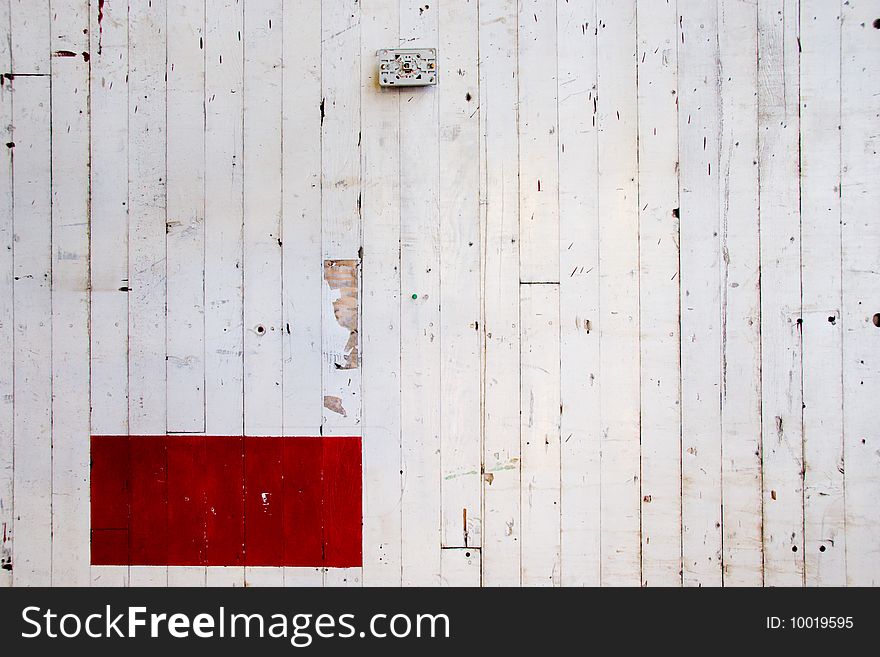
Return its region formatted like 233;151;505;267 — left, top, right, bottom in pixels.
242;0;283;434
282;437;323;566
11;75;52;586
166;437;207;586
440;548;480;587
163;0;206;588
10;0;50;74
127;0;168;587
166;0;206;434
841;0;880;587
758;0;804;586
203;0;245;589
204;435;244;568
282;0;322;439
636;0;681;587
799;0;845;587
717;0;763;586
479;0;521;588
678;0;723;587
0;0;14;587
321;0;361;443
88;0;129;587
518;0;558;283
438;0;481;556
242;0;283;587
519;284;560;585
398;0;440;587
49;0;90;586
323;436;362;568
243;436;283;567
128;436;167;569
557;0;600;587
596;0;640;587
360;0;402;587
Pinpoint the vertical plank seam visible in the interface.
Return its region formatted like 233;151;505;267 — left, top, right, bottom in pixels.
86;0;95;587
836;0;847;584
7;0;14;586
674;2;685;588
163;0;170;585
794;0;806;585
279;0;287;582
554;0;562;587
753;0;765;587
201;0;207;585
48;2;55;586
515;0;523;587
593;1;602;585
396;0;403;588
634;0;643;588
124;0;132;586
476;0;485;588
239;0;247;580
714;0;725;588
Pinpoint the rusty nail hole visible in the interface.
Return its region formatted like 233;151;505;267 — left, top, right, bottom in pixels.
256;324;266;335
872;313;880;327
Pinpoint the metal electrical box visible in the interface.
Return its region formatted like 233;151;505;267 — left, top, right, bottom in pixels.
378;49;437;87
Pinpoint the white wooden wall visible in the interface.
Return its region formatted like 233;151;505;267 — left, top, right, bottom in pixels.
1;0;878;587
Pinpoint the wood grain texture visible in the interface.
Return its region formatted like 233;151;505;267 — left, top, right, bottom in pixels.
758;0;804;587
636;0;681;587
0;0;878;587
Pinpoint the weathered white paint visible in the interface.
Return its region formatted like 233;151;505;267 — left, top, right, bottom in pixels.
1;0;879;588
88;0;129;589
841;0;880;587
636;0;681;587
399;0;441;587
679;0;723;588
718;0;763;587
242;0;284;588
0;0;13;588
360;0;403;588
596;0;641;587
759;0;805;587
50;0;91;586
557;0;600;587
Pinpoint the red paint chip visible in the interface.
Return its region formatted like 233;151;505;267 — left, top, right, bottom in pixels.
90;435;361;567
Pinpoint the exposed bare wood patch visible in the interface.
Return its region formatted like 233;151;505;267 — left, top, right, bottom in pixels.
323;259;359;370
323;395;347;417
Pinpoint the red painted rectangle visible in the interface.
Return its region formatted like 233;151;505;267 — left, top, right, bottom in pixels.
283;437;323;565
243;436;284;566
204;435;244;565
167;435;206;565
90;435;362;567
322;436;363;567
